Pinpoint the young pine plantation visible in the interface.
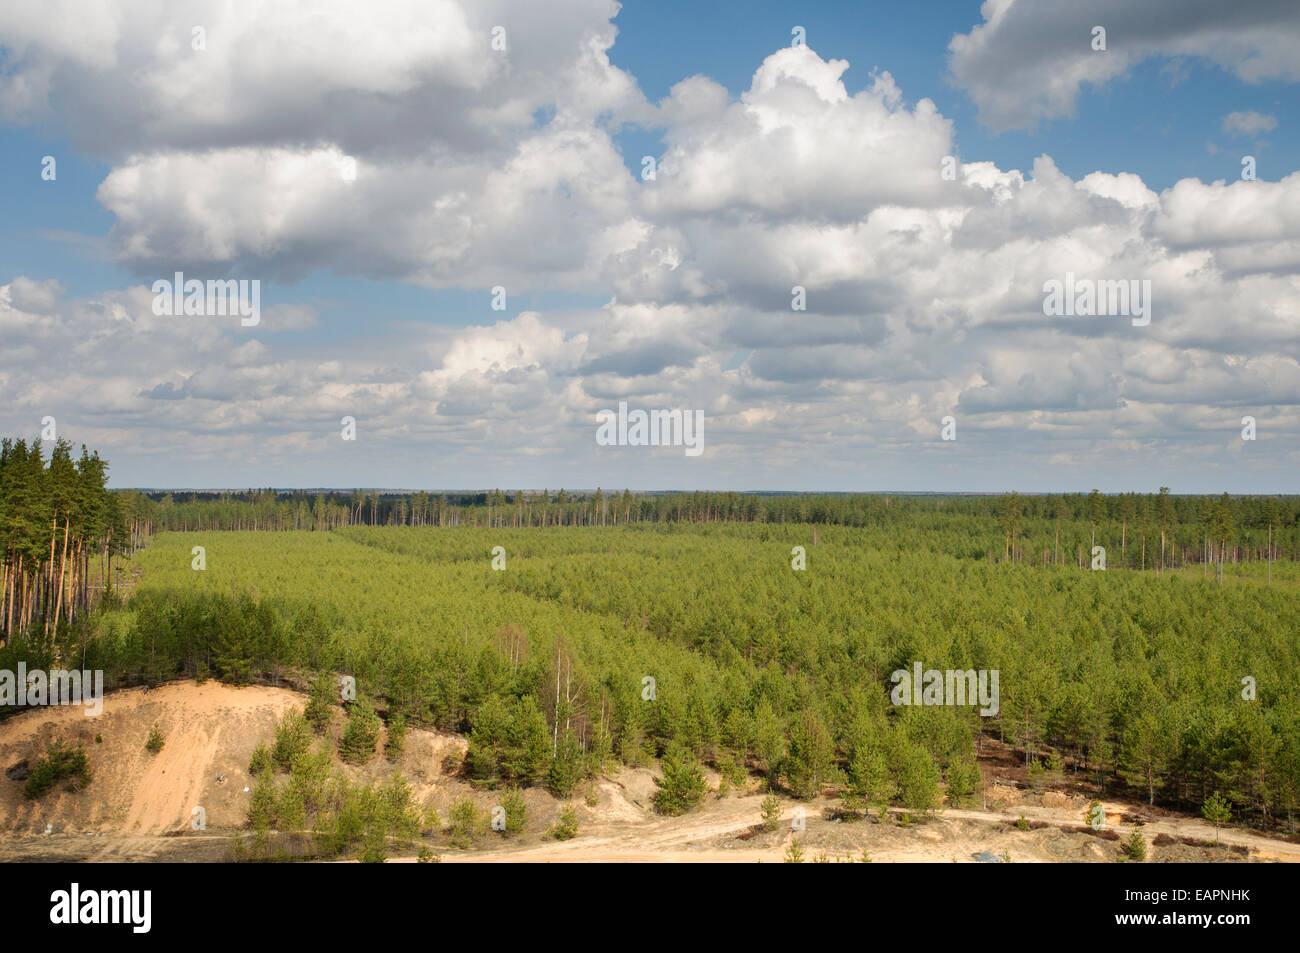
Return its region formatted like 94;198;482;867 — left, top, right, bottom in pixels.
2;451;1299;860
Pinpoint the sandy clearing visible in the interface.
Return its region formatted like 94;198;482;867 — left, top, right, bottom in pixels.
418;792;1300;864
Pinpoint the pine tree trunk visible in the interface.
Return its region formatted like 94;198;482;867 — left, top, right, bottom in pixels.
44;515;58;635
5;553;15;635
553;646;561;756
0;556;7;646
53;517;70;635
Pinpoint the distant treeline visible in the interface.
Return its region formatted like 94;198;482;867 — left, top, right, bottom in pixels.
135;487;1299;571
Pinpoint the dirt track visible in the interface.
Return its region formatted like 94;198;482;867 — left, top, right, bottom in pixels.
419;793;1300;863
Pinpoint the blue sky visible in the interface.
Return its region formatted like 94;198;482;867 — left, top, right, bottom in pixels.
1;0;1298;492
610;0;1298;189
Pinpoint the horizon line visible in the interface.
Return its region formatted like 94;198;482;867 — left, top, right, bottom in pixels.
111;487;1299;497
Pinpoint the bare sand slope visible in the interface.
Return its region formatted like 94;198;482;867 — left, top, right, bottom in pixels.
0;681;302;840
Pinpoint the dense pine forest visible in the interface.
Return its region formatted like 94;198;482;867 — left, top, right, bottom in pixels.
0;438;135;645
3;439;1299;834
